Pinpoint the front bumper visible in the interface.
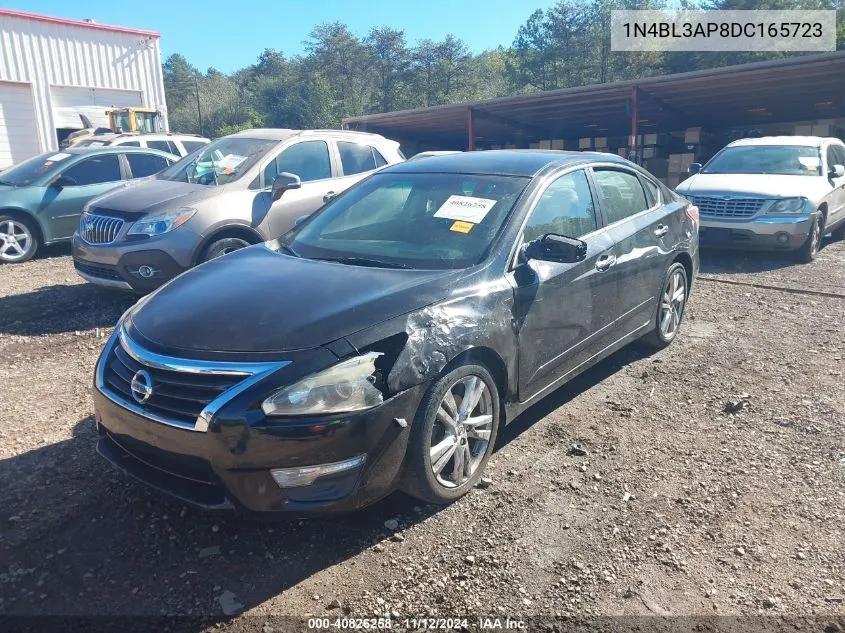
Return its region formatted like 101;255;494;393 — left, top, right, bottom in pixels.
699;215;814;251
72;231;197;293
93;373;426;516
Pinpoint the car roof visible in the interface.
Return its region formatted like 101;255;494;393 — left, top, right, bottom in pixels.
386;149;630;177
64;146;179;159
226;128;390;143
728;136;832;148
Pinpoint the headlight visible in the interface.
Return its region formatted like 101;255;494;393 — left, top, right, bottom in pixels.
767;197;807;214
127;208;196;237
262;352;383;416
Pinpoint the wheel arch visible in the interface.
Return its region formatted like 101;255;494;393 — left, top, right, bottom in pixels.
818;202;828;233
671;251;694;291
0;208;44;245
442;346;510;419
192;223;264;265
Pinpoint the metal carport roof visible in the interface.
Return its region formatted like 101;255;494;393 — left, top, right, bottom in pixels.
343;51;845;148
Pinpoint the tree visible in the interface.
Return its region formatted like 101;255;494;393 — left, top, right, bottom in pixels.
366;27;409;112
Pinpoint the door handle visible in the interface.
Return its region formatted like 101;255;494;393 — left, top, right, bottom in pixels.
323;191;336;203
595;254;616;271
654;224;669;237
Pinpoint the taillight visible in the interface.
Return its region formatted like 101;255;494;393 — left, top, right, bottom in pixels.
685;204;699;227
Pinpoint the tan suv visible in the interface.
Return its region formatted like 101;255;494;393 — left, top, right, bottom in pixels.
73;133;211;157
71;128;404;292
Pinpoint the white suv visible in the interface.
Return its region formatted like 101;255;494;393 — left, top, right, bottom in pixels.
73;133;211;157
676;136;845;262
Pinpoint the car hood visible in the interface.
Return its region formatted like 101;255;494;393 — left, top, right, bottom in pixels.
676;173;825;198
89;178;222;219
129;245;463;354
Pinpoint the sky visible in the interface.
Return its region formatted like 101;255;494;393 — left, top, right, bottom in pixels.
12;0;560;73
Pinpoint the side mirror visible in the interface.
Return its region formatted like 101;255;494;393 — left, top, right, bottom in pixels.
688;163;702;175
293;214;310;227
524;234;587;264
271;172;302;201
829;164;845;178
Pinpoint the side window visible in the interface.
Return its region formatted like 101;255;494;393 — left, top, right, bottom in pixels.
373;149;388;167
147;140;171;153
593;169;649;224
117;140;140;147
833;145;845;169
126;153;169;178
61;155;122;186
826;146;837;170
182;140;207;153
640;176;661;207
524;170;597;242
272;140;332;184
338;141;379;175
167;141;180;155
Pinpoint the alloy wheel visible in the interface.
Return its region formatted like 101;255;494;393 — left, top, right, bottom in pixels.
659;269;686;339
428;375;493;488
0;220;33;263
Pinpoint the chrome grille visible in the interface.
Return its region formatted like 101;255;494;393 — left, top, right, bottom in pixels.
690;196;766;219
80;214;124;244
97;328;288;432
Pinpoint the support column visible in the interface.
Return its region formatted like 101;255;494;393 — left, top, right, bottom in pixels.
630;85;639;164
467;107;475;152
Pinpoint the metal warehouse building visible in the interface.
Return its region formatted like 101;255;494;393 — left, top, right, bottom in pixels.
0;8;168;168
344;51;845;187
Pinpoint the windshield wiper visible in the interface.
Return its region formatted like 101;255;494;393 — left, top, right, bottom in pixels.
314;256;412;269
279;243;299;257
0;179;16;187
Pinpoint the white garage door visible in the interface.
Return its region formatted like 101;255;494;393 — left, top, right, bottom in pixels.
51;86;143;130
0;82;41;169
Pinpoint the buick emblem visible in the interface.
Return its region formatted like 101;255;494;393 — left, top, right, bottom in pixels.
130;369;154;404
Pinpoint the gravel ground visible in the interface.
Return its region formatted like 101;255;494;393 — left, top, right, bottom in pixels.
0;240;843;631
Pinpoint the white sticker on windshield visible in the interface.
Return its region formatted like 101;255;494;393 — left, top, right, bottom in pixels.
798;156;820;171
217;154;247;170
45;152;72;162
433;195;497;224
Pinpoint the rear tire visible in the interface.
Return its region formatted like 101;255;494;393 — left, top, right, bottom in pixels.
0;215;39;264
402;363;500;505
795;214;821;264
199;237;251;262
641;262;688;349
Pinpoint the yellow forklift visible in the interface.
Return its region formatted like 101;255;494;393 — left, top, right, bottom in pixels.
61;107;164;148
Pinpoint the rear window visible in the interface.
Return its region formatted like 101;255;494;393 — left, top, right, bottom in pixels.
126;152;170;178
148;140;179;155
338;141;387;175
182;140;207;154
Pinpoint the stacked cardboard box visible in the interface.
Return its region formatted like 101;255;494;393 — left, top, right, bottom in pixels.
667;152;696;188
578;137;592;149
551;139;565;150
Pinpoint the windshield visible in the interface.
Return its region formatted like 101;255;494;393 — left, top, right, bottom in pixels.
158;137;276;186
0;152;72;187
703;145;822;176
278;172;529;270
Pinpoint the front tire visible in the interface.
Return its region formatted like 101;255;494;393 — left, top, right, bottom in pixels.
199;237;251;262
641;262;688;349
796;214;821;263
402;363;500;504
0;215;38;263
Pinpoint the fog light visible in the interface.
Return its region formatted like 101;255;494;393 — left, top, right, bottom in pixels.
125;265;160;279
776;233;790;244
270;454;366;489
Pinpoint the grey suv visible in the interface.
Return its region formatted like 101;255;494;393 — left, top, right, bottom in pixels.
71;128;404;292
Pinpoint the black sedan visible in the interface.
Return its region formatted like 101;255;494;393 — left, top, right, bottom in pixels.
93;150;699;514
